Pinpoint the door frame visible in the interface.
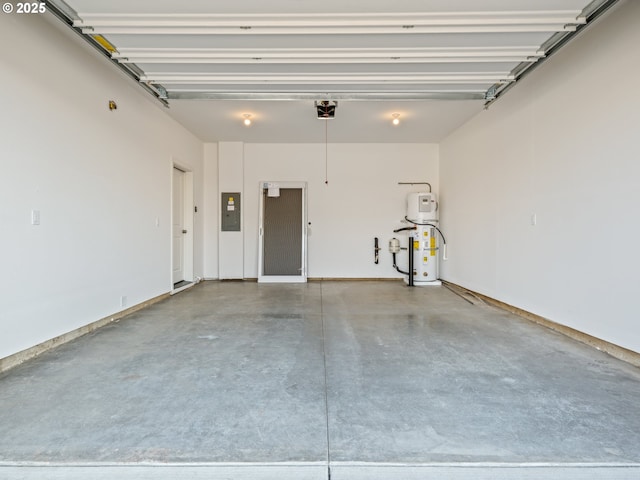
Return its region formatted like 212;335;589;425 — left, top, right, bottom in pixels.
171;160;194;293
257;181;308;283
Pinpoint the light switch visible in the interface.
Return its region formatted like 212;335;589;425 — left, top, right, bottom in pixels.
31;210;40;226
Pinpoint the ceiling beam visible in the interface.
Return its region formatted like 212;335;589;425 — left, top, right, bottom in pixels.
140;72;514;85
165;91;486;101
74;11;586;35
113;47;545;65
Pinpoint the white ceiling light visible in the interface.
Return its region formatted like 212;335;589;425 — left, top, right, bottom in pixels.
392;113;400;125
243;113;252;126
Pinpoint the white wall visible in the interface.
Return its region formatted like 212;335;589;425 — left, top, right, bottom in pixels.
218;142;245;279
243;143;439;278
440;0;640;353
0;13;204;359
203;144;219;279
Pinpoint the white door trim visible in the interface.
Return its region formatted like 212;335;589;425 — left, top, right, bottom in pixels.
172;167;185;284
171;160;195;292
258;181;307;283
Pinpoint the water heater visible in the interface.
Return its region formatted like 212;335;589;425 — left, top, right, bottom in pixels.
406;192;441;286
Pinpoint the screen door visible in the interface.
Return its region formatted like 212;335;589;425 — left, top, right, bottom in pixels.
258;182;307;283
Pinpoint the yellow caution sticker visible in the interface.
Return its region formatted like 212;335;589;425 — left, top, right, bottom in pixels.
430;236;436;256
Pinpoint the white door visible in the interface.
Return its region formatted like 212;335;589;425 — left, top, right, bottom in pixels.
258;181;307;283
172;168;185;284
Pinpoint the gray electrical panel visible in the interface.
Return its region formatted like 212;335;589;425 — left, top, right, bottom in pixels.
221;192;241;231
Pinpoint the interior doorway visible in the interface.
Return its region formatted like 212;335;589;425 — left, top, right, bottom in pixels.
172;164;194;290
258;181;307;283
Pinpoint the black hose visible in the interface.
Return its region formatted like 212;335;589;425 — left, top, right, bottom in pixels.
392;252;409;275
393;226;417;233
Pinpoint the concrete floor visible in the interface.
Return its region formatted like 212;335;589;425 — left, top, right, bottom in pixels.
1;281;640;480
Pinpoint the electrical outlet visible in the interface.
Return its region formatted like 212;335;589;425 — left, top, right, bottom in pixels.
31;209;40;225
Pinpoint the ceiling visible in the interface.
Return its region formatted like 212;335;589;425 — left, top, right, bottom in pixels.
47;0;615;143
